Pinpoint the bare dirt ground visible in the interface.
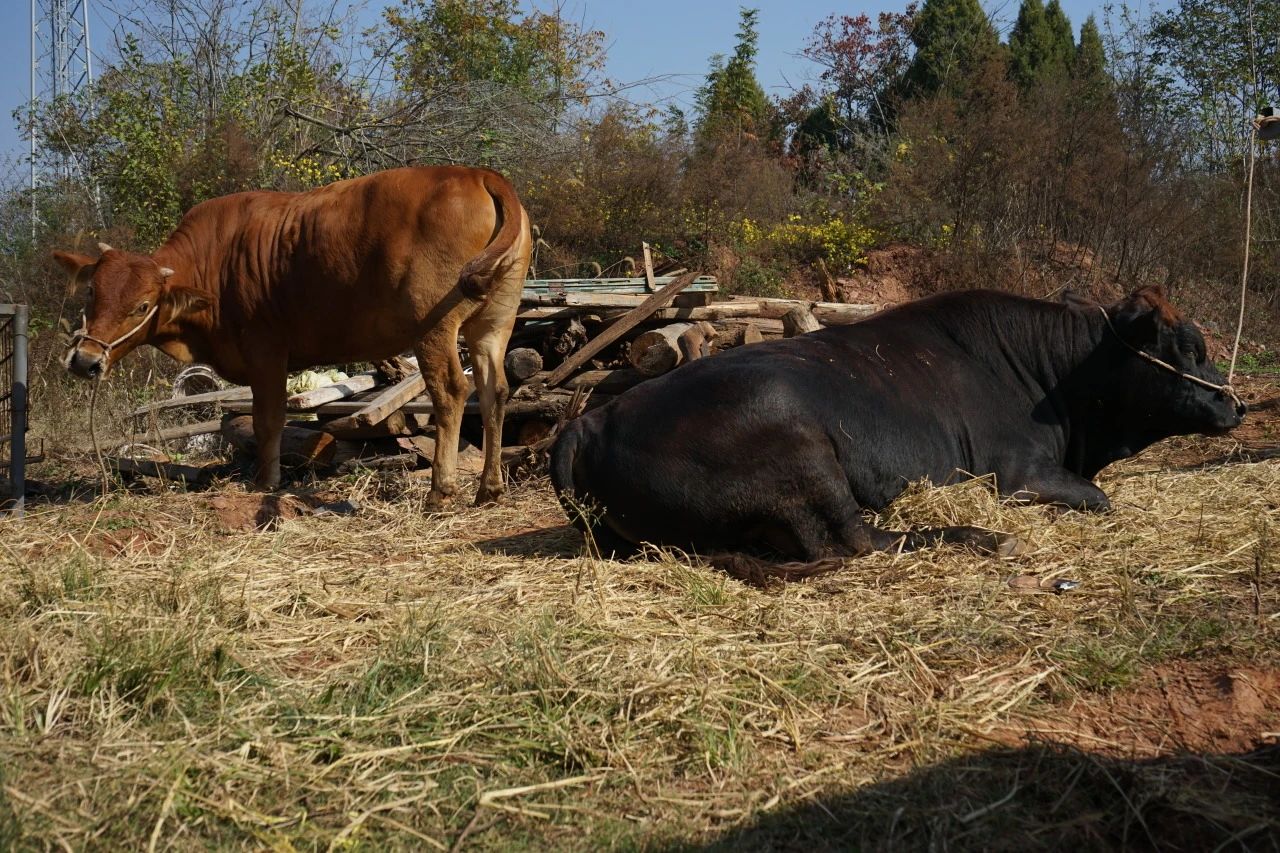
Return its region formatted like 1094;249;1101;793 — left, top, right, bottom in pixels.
1;373;1278;850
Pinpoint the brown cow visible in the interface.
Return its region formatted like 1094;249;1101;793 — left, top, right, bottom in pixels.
53;165;532;505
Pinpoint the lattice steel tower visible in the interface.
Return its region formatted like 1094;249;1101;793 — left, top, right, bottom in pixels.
29;0;95;204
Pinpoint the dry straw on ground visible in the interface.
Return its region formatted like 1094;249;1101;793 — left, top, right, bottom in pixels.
0;434;1277;850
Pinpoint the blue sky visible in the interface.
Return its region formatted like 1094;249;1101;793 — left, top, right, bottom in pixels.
0;0;1146;175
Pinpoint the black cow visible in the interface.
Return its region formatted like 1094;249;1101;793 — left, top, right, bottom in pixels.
550;286;1245;567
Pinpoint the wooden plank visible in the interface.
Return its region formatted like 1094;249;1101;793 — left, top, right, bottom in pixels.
642;242;656;292
286;373;378;410
320;371;426;433
223;394;573;417
113;457;214;486
521;291;718;310
542;271;702;388
132;385;251;416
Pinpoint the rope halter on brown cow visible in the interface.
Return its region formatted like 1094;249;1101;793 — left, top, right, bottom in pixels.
67;303;160;377
1098;306;1245;412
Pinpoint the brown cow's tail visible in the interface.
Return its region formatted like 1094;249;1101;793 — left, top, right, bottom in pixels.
458;170;528;301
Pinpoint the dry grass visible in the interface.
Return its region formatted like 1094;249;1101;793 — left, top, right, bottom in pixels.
0;438;1277;850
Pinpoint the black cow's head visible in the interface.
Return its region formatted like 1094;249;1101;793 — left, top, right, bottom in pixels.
53;243;208;378
1101;285;1245;436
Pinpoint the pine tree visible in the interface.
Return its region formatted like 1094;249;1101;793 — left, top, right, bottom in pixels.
1074;14;1107;83
695;8;772;143
1044;0;1076;77
902;0;1001;98
1009;0;1056;87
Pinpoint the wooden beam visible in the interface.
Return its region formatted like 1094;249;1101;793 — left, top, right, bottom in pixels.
223;394;573;417
287;373;378;410
542;271;701;387
132;385;251;416
319;371;426;433
642;242;656;292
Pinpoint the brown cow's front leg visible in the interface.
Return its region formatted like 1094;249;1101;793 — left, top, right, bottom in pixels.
248;365;287;491
416;331;469;510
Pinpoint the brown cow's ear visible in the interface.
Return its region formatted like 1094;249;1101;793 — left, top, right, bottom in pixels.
52;250;97;296
160;285;210;325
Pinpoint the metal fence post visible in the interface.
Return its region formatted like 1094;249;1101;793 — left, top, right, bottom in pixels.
12;305;28;517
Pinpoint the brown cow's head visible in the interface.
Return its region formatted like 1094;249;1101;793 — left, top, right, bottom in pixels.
53;243;208;378
1103;284;1246;435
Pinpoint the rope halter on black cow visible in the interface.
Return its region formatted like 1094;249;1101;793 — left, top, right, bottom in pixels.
1098;306;1245;413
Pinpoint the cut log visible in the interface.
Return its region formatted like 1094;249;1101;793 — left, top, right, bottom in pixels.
630;322;696;375
782;305;821;337
286;373;378;410
543;271;701;387
504;347;544;384
319;371;426;434
678;321;718;361
221;415;338;467
374;355;418;383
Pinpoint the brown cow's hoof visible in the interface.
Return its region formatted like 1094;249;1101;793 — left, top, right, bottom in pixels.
425;490;455;512
473;487;505;507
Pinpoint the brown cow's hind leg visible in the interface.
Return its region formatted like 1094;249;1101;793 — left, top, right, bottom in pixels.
416;330;469;510
462;311;515;505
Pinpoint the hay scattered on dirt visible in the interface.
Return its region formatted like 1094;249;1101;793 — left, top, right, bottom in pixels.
1;430;1277;849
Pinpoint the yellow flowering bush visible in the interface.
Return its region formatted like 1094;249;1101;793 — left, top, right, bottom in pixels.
733;213;877;273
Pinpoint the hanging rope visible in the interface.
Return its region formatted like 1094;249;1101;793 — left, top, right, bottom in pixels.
1227;0;1261;386
89;376;109;492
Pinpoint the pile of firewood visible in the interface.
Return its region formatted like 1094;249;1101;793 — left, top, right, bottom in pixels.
112;262;879;484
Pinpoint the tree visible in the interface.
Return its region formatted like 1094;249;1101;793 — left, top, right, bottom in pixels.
1009;0;1056;88
902;0;1002;98
385;0;603;107
1149;0;1280;170
694;8;772;144
1045;0;1076;75
1074;15;1108;87
800;8;917;135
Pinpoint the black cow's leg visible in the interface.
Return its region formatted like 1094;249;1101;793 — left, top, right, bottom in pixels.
830;512;1021;557
1007;467;1111;512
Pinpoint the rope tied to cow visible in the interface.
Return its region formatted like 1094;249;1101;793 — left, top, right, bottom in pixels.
1097;306;1245;412
68;304;159;376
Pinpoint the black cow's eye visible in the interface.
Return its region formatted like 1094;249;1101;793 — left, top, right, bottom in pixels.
136;301;150;315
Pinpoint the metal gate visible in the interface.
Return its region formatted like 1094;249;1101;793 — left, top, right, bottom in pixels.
1;304;28;516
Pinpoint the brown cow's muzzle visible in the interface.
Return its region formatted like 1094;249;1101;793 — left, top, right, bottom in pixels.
65;344;107;379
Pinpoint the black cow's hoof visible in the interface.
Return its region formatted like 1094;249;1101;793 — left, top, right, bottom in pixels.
995;534;1028;558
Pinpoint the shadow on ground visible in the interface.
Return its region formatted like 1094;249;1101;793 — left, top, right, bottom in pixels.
471;524;584;559
681;742;1280;852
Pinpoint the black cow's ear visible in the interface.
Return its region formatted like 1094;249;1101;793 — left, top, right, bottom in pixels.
1109;293;1161;346
52;250;97;296
160;285;210;325
1059;288;1095;310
